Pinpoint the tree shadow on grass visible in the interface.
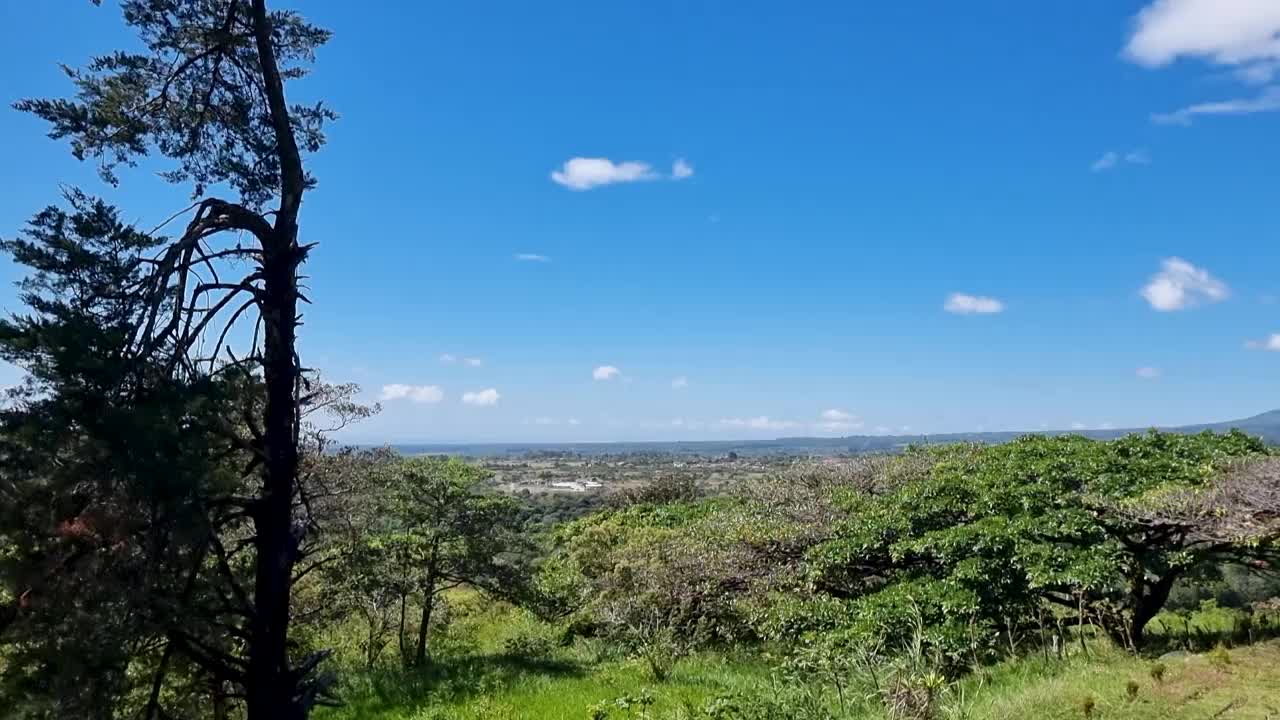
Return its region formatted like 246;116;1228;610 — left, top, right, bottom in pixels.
332;651;587;717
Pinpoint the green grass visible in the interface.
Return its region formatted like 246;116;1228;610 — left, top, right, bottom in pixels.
952;641;1280;719
315;596;1280;720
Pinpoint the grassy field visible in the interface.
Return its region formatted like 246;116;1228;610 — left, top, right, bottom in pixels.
314;596;1280;720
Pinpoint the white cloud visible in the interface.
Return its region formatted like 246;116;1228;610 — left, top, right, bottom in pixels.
380;384;444;404
551;157;658;190
593;365;621;381
515;253;550;262
463;357;483;367
719;416;800;431
1125;149;1152;165
439;354;457;364
461;388;501;407
1245;333;1280;351
1093;149;1151;171
1152;86;1280;124
815;419;864;434
672;158;694;179
821;409;854;421
531;416;557;426
1141;257;1229;311
1136;366;1163;379
1125;0;1280;73
944;293;1005;315
568;417;581;426
671;376;689;389
1091;151;1119;172
1071;421;1088;430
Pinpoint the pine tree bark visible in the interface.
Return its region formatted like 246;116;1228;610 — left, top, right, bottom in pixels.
245;1;308;717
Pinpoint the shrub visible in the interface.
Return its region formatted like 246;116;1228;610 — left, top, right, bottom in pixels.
501;632;556;660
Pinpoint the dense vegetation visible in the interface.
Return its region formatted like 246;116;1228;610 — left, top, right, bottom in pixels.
2;3;1279;720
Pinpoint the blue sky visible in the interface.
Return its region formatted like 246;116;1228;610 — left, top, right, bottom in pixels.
1;1;1279;442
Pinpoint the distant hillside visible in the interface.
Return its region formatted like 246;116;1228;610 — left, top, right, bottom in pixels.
386;409;1280;458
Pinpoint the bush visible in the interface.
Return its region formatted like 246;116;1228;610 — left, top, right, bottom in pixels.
501;632;556;660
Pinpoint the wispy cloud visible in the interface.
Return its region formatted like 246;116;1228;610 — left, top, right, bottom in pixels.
718;416;800;431
461;388;500;407
1141;257;1229;311
815;408;864;434
515;253;550;262
1092;149;1151;171
441;353;483;367
944;293;1005;315
592;365;621;381
671;376;689;389
1152;86;1280;124
551;157;658;190
1136;366;1162;379
1245;334;1280;351
1092;152;1120;172
672;158;694;179
380;384;444;404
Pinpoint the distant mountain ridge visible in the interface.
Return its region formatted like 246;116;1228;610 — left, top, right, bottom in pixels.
385;409;1280;458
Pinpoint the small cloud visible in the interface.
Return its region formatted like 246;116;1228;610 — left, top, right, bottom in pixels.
515;253;550;262
1245;334;1280;351
1071;421;1088;431
719;416;800;431
1093;149;1151;171
463;357;483;367
1136;366;1162;379
439;354;457;364
1141;257;1229;311
567;417;581;426
380;384;444;404
813;409;865;434
1091;151;1119;172
461;388;500;407
1152;86;1280;125
672;158;694;179
708;213;721;224
671;376;689;389
944;292;1005;315
1125;149;1152;165
593;365;621;381
531;416;557;426
551;157;657;190
1099;422;1116;431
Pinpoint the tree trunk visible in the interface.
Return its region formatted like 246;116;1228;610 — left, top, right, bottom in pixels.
414;594;435;667
398;593;408;664
1129;572;1181;649
245;1;309;718
246;226;302;719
